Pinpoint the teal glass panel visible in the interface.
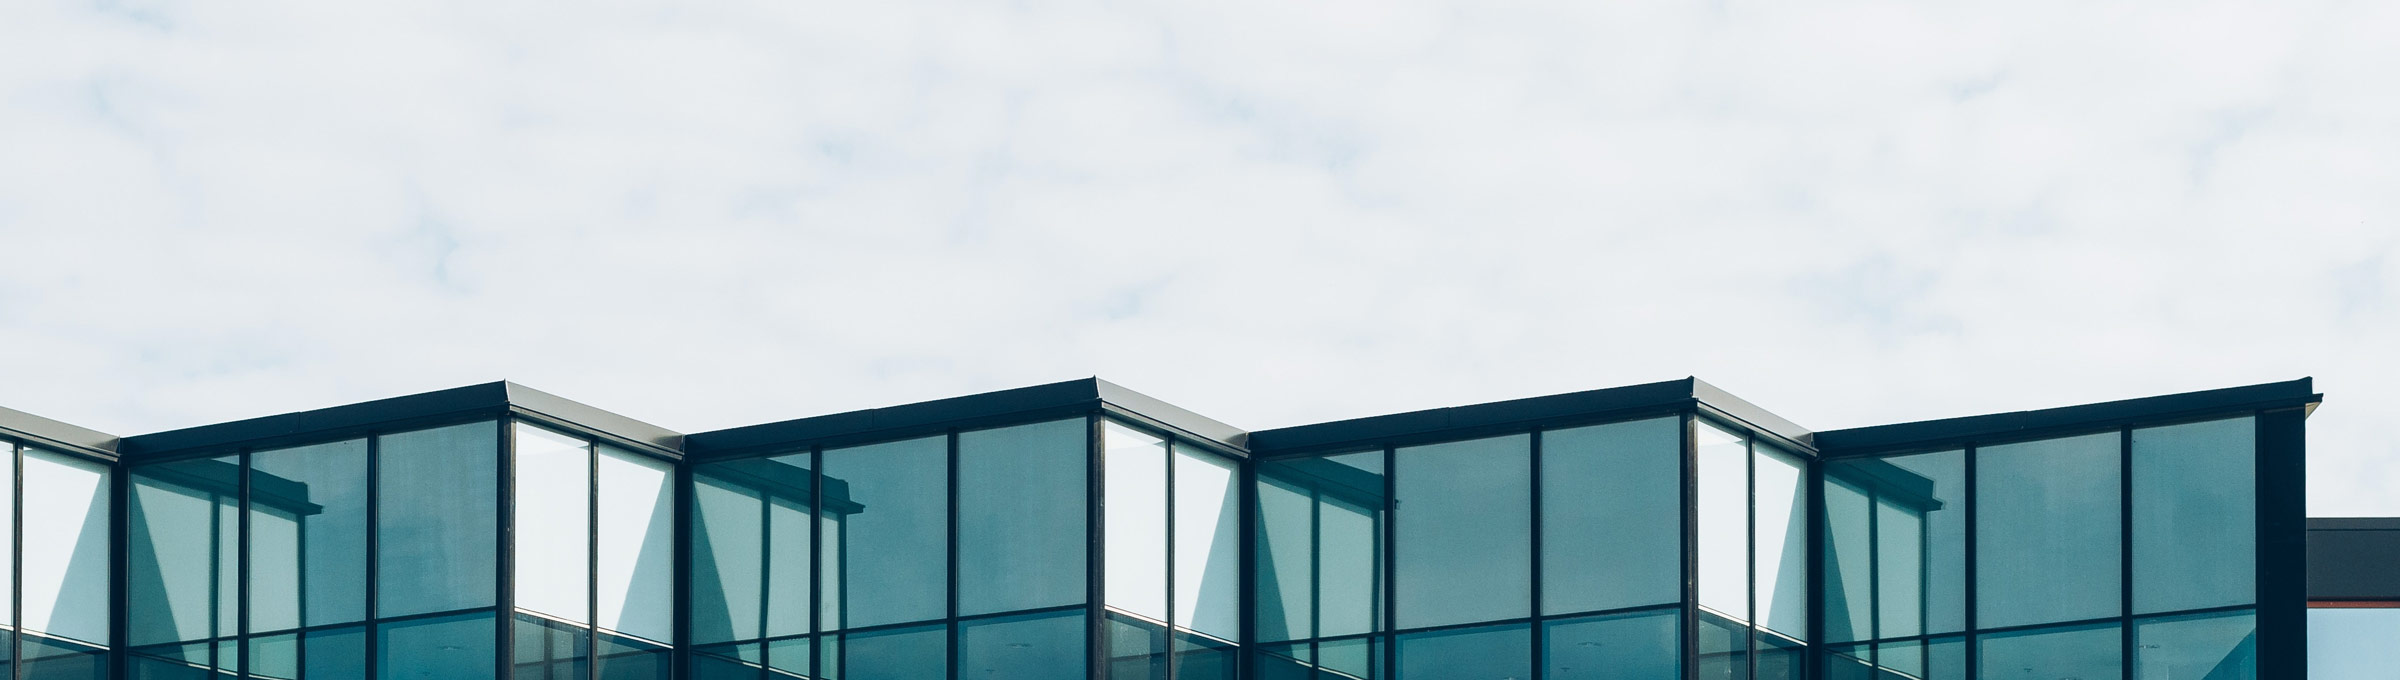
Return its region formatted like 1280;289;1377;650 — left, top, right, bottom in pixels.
249;633;300;680
1108;614;1169;680
957;419;1089;616
1543;608;1679;680
1172;632;1238;680
1320;636;1378;679
957;610;1086;679
21;449;113;645
823;436;947;629
304;626;367;680
1174;443;1243;639
376;611;496;680
597;446;677;643
1396;624;1530;680
844;623;946;680
21;633;109;680
514;613;592;680
1976;433;2120;629
1254;469;1313;643
1394;434;1530;629
1977;622;2120;680
1756;633;1804;680
2135;610;2256;680
250;438;370;631
597;632;673;680
1542;417;1682;615
1697;423;1749;621
377;421;499;617
1822;473;1872;644
126;456;239;653
2133;418;2256;614
1756;443;1810;639
1885;451;1965;636
766;636;812;678
690;466;765;646
1697;612;1749;680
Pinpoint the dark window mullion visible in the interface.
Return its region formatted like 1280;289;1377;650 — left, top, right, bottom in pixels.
1527;429;1544;676
2120;428;2135;678
587;439;600;680
238;447;252;678
499;418;517;680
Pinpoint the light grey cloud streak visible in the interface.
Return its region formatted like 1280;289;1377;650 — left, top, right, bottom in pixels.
2;0;2394;514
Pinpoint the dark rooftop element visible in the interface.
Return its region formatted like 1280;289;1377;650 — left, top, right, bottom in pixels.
684;377;1247;458
2309;518;2400;602
1247;377;1814;456
1;404;122;459
120;381;685;459
1813;377;2320;456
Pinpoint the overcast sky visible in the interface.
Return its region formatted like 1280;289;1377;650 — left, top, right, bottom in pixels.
1;1;2393;515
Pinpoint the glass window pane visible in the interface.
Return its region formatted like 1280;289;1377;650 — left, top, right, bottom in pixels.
1697;422;1750;622
1321;636;1379;679
127;456;239;650
1925;636;1967;680
514;613;592;680
1884;451;1966;636
691;643;759;680
2133;418;2257;614
766;465;812;642
1755;633;1804;680
251;439;370;630
1542;417;1682;615
2311;608;2400;676
1394;434;1531;629
1254;469;1313;643
823;435;948;629
598;632;673;680
690;467;766;646
1976;622;2120;680
1543;608;1679;680
250;633;300;680
598;446;677;642
20;633;109;680
957;419;1089;616
304;626;367;680
766;636;811;678
1109;614;1170;680
515;423;593;622
1822;474;1872;644
958;610;1086;679
1;443;12;626
1173;632;1238;680
1825;644;1874;680
1755;443;1810;639
1696;612;1749;680
1319;452;1386;638
2136;610;2256;680
22;448;113;645
843;623;946;680
1395;623;1530;680
378;611;496;680
378;421;500;617
1174;444;1242;639
1975;433;2121;629
1105;422;1170;622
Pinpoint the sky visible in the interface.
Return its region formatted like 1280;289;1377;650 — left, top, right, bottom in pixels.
0;1;2394;515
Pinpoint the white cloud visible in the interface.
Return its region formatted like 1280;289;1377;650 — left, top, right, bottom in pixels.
1;0;2394;514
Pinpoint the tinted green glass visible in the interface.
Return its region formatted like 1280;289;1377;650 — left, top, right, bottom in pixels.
304;626;367;680
958;610;1086;679
844;623;945;680
823;436;948;629
126;456;238;651
1395;623;1530;680
1108;614;1169;680
689;468;765;646
2133;418;2256;614
957;419;1089;616
597;632;673;680
2135;610;2256;679
1756;633;1804;680
1319;452;1385;638
377;611;496;680
1394;434;1530;629
20;634;108;680
515;613;592;680
1174;443;1243;639
1822;474;1872;644
1756;444;1810;639
1977;622;2120;680
1696;612;1749;680
1541;418;1682;615
1254;470;1314;643
1976;433;2120;629
1885;451;1965;636
1544;608;1679;680
377;421;499;617
250;439;370;631
1172;632;1238;680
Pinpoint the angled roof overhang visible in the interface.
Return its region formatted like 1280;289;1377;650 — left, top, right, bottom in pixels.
118;381;685;462
684;377;1247;461
1813;377;2321;458
1246;377;1815;459
0;404;121;461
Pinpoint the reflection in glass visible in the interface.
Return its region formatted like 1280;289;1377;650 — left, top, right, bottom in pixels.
378;611;496;680
1109;614;1169;680
2135;611;2256;680
1977;622;2120;680
1105;422;1170;621
126;456;238;670
22;448;113;645
515;424;593;623
690;469;766;647
1756;443;1809;639
844;623;945;680
2310;608;2400;675
1697;423;1749;621
766;453;813;647
1174;444;1243;639
378;421;499;618
251;439;370;631
598;446;677;642
597;632;673;680
1174;632;1238;680
2133;418;2256;614
1696;612;1748;680
957;419;1089;616
1395;435;1530;629
1255;471;1314;643
1542;418;1682;615
305;626;368;680
958;610;1086;679
1543;608;1679;680
1886;452;1964;636
515;613;593;680
21;633;109;680
1976;433;2120;629
824;436;947;629
1823;475;1872;644
1257;450;1385;649
2;442;12;627
1755;633;1804;680
1395;624;1530;680
1320;636;1378;679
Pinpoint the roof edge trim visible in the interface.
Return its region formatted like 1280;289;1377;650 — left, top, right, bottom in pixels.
1814;377;2320;454
0;405;123;458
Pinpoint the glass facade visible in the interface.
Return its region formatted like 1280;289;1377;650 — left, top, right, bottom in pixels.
0;376;2325;678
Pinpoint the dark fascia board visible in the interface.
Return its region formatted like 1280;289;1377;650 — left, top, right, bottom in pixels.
1812;377;2321;456
119;381;686;461
1248;378;1782;456
0;404;122;460
2309;517;2400;601
685;378;1108;458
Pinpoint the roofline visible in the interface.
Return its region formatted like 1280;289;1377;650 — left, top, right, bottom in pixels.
119;381;685;460
1813;377;2320;455
0;404;122;459
1248;378;1811;456
684;378;1248;459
